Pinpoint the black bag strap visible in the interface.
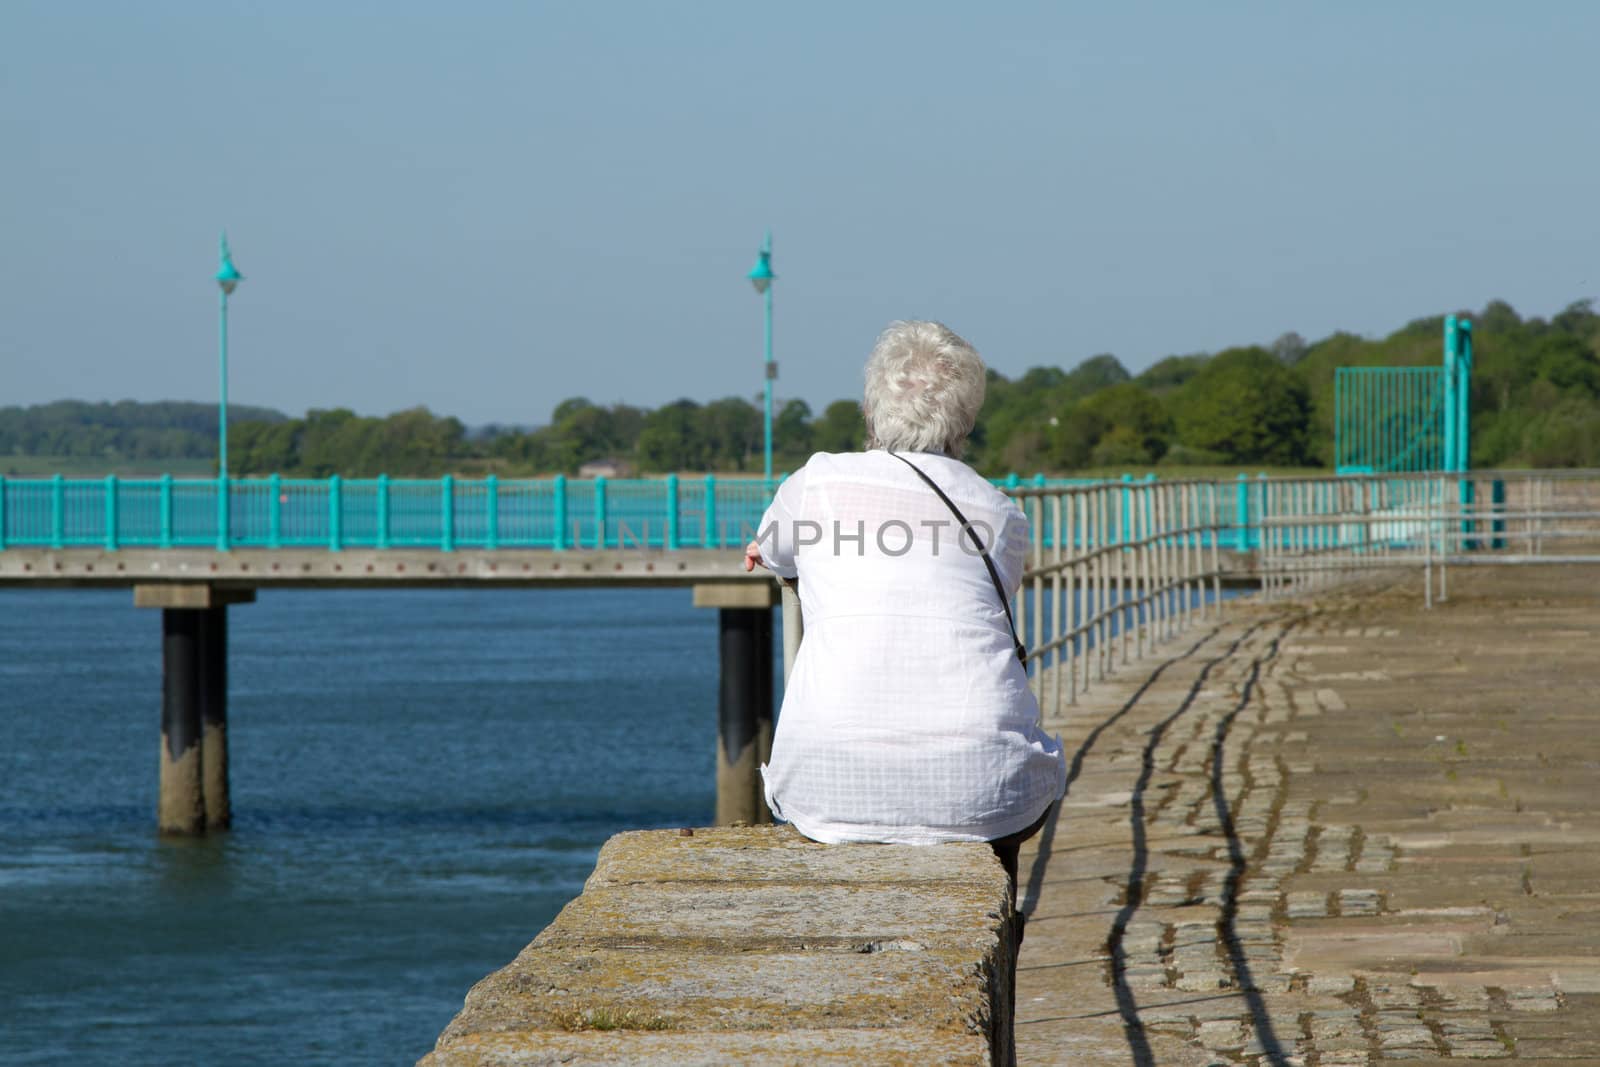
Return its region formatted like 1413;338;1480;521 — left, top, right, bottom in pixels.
887;451;1027;665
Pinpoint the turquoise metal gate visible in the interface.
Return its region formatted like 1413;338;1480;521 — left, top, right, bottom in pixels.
1335;316;1473;475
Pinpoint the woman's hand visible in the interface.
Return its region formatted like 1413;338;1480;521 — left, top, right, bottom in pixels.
743;540;769;573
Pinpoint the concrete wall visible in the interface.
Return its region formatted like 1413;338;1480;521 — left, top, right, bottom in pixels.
421;826;1017;1066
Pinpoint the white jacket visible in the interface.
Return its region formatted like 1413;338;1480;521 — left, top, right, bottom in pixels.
757;450;1066;844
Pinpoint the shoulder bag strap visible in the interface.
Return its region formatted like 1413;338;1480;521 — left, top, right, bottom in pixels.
887;450;1027;665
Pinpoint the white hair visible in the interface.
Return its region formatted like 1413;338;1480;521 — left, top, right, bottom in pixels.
862;320;986;456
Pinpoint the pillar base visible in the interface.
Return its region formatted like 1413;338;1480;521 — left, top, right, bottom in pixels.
144;586;251;835
713;604;775;826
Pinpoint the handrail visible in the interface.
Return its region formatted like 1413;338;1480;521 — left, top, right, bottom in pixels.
0;471;1275;553
1001;468;1600;713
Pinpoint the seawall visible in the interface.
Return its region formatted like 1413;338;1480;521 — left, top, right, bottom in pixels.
421;825;1017;1066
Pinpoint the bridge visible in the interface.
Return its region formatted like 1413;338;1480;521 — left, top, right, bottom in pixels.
2;468;1585;840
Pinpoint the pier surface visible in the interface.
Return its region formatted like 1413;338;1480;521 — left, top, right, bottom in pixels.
1017;565;1600;1064
422;827;1015;1066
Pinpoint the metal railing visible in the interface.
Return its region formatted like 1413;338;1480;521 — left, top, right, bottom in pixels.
1003;471;1502;714
1010;479;1229;716
0;472;1291;553
1255;470;1600;608
0;473;778;552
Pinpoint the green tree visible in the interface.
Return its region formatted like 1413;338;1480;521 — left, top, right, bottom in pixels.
636;400;707;472
1136;354;1210;394
700;397;763;470
232;419;300;473
1080;383;1174;463
1045;408;1107;470
1175;347;1311;464
812;400;865;453
1270;332;1309;366
774;399;813;462
1063;354;1130;395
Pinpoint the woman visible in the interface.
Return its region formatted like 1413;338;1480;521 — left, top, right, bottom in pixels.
743;320;1065;899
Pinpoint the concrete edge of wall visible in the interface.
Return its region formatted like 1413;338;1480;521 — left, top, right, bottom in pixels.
420;825;1017;1067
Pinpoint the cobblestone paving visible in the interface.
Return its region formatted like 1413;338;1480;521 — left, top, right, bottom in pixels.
1015;567;1600;1065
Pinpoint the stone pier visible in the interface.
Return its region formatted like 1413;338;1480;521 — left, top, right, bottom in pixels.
1016;565;1600;1064
422;827;1016;1065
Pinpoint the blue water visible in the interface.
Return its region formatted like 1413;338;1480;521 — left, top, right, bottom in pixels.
0;587;743;1065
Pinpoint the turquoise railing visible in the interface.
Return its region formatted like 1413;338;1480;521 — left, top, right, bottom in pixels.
0;472;1282;553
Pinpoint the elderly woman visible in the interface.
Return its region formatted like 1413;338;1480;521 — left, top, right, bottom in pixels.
743;320;1066;899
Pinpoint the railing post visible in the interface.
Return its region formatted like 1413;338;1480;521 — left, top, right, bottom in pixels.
268;473;282;548
704;474;718;547
104;474;118;552
0;474;7;550
1258;472;1268;561
485;474;499;551
1491;478;1506;550
1032;472;1047;545
1118;474;1133;665
159;474;173;548
376;474;390;549
553;474;568;550
663;473;680;550
1426;476;1437;608
1235;473;1249;551
1120;473;1132;547
50;474;64;549
216;473;230;552
329;475;343;551
593;476;608;549
441;474;455;552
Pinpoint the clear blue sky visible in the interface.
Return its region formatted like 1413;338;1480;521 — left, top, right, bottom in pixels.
3;2;1596;426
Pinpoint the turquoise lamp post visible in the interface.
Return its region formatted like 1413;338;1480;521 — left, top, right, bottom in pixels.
216;234;243;550
747;233;776;483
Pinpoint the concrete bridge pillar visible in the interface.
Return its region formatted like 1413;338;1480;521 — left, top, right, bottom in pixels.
135;585;255;835
694;582;778;826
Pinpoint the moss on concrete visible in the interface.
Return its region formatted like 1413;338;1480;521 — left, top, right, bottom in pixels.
422;825;1016;1066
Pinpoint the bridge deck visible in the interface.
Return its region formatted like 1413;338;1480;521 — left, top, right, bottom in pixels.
1017;565;1600;1063
0;546;1260;590
0;548;765;589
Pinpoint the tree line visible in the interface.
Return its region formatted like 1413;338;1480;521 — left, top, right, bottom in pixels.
0;400;285;462
5;298;1597;477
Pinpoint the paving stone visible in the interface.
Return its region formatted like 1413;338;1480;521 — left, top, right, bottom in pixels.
1442;1019;1496;1037
1377;1026;1435;1050
1369;984;1422;1010
1338;888;1382;915
1448;1041;1511;1058
1196;1019;1246;1049
1286;891;1329;918
1436;988;1493;1011
1317;1053;1371;1066
1308;973;1358;995
1315;688;1348;712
